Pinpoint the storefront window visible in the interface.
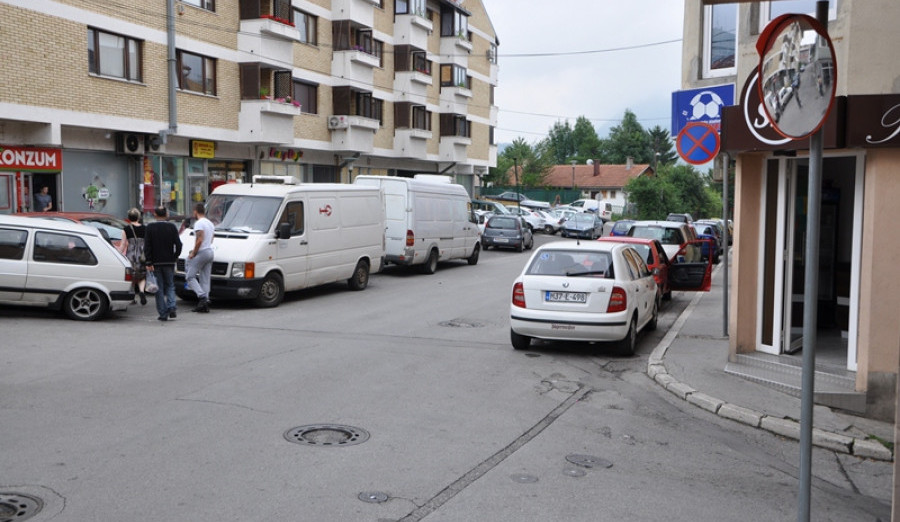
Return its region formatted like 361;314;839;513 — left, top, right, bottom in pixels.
208;161;249;193
260;161;309;182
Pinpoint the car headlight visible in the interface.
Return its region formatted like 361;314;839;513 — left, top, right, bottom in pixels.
231;262;255;279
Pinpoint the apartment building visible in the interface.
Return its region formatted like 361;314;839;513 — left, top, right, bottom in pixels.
682;0;900;420
0;0;498;220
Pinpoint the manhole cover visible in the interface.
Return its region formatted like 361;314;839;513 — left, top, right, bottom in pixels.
438;319;484;328
284;424;370;447
566;454;613;469
510;474;539;484
358;492;389;504
0;493;42;522
563;467;587;477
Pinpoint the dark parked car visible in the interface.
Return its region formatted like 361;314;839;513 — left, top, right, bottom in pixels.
561;212;604;239
691;223;720;264
609;219;635;237
482;215;534;252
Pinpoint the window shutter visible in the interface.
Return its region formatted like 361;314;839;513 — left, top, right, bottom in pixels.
395;102;411;128
239;0;260;19
333;86;351;115
394;45;409;72
274;71;291;99
240;62;260;100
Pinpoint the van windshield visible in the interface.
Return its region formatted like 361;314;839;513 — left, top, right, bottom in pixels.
206;194;282;233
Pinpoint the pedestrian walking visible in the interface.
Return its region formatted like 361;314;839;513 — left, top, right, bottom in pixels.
186;202;214;313
120;208;148;305
791;75;802;108
144;206;183;322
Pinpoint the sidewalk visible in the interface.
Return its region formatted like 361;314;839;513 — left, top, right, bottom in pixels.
646;260;895;462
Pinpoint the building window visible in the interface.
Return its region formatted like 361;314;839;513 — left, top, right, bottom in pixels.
333;26;383;64
412;51;431;75
441;5;469;38
88;28;142;82
440;64;469;88
396;0;425;16
489;126;495;145
294;9;317;45
489;43;498;64
412;105;430;131
763;0;838;22
177;50;216;95
182;0;214;12
356;92;383;123
293;81;318;114
703;3;737;78
440;114;470;138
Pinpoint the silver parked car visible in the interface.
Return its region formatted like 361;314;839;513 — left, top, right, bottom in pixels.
482;215;534;252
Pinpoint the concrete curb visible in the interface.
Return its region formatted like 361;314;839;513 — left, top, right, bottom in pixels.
646;266;894;463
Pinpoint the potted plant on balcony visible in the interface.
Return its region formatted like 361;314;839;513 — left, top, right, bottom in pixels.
260;87;271;100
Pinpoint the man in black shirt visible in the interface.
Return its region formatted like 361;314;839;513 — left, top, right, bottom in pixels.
144;206;183;322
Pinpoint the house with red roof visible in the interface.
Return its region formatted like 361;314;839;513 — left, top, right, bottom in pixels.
529;158;653;213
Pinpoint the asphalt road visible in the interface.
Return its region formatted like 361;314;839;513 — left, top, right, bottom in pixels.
0;233;890;521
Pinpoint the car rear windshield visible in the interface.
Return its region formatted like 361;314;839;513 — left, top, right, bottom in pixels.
487;217;518;229
527;250;613;278
631;226;682;245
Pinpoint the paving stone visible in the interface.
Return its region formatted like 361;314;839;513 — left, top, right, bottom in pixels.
687;392;724;414
718;403;763;428
761;416;801;440
852;438;894;461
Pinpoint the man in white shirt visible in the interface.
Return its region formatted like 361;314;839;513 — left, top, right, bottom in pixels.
186;203;215;313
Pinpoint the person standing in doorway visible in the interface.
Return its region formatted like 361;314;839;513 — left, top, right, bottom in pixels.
186;203;214;313
34;186;53;212
144;206;183;322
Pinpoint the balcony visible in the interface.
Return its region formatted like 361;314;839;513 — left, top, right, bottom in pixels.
394;71;431;104
394;14;432;50
394;128;432;158
439;135;471;162
441;36;472;65
332;0;377;28
329;115;380;153
332;50;379;87
238;20;297;67
238;100;301;144
439;89;470;115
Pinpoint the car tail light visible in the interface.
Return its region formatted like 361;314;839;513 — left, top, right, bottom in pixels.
406;230;414;247
512;282;526;308
607;286;627;313
125;268;134;282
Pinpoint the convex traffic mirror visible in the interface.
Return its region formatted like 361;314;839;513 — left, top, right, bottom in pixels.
757;14;837;139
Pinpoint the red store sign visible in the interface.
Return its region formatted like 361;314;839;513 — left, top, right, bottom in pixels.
0;145;63;172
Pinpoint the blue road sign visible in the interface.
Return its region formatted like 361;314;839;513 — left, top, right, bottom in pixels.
677;122;720;165
671;84;735;136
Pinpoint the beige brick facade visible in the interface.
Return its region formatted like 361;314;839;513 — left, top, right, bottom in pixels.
1;0;497;180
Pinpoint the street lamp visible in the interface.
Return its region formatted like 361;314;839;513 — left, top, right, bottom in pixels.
513;157;520;212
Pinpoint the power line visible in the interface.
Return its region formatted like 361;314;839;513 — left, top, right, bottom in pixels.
499;38;682;58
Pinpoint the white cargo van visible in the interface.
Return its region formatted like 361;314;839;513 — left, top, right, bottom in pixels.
354;175;480;273
569;199;613;222
174;176;384;307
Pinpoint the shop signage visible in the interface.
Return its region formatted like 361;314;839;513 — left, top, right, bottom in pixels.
268;147;303;162
671;84;734;136
191;140;215;159
720;71;844;152
0;145;62;172
846;94;900;148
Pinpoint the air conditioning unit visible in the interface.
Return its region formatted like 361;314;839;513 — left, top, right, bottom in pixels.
145;134;164;153
116;133;145;155
327;115;349;130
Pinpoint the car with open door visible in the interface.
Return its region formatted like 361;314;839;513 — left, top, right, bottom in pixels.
598;236;672;301
669;239;715;293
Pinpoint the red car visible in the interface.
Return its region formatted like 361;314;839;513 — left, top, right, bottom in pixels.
598;236;714;300
598;236;672;300
15;212;128;249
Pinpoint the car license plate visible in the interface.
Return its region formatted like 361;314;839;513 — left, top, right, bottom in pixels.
494;238;509;243
545;291;586;303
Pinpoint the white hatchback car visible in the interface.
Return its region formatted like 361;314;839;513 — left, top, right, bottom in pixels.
0;215;135;320
510;241;658;355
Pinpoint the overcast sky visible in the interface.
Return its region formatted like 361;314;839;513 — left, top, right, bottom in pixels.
484;1;686;146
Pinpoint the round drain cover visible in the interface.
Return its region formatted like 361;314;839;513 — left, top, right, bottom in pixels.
284;424;370;447
0;493;42;522
510;474;539;484
566;454;613;469
358;492;389;504
563;467;587;477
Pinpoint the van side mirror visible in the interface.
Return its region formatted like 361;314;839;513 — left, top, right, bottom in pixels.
277;223;292;239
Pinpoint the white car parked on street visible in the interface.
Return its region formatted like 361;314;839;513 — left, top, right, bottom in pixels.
509;240;658;355
0;215;135;320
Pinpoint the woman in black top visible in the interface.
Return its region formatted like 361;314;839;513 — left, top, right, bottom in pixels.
120;208;147;305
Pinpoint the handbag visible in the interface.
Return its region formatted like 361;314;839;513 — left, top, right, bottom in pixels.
144;270;159;294
129;224;146;265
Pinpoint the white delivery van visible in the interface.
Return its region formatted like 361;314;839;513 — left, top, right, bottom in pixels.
569;198;613;222
354;175;481;273
174;176;384;307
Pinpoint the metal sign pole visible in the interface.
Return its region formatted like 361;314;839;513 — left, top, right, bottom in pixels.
722;154;729;338
798;5;829;521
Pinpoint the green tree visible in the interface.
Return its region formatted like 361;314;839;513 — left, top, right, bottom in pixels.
490;137;550;189
647;125;677;168
623;174;677;220
545;121;575;165
661;164;717;219
571;116;604;164
602;109;651;164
